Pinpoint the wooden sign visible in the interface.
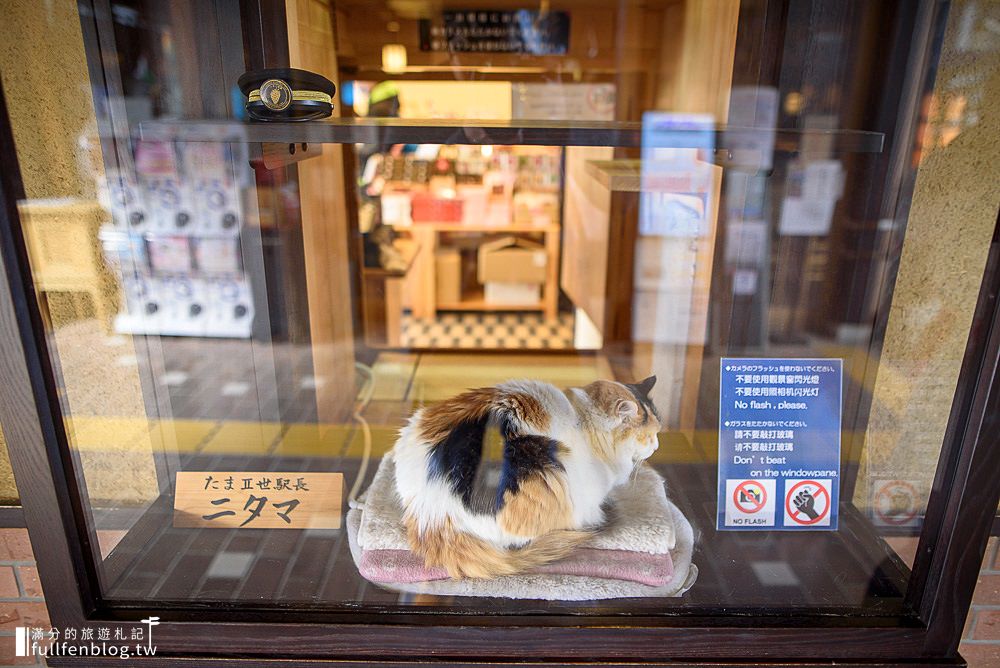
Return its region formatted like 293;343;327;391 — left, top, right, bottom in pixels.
173;472;342;529
419;10;570;54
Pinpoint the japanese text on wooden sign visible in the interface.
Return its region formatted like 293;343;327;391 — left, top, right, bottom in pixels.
419;10;570;54
173;472;343;529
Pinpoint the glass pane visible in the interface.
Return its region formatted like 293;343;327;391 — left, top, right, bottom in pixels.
0;0;997;617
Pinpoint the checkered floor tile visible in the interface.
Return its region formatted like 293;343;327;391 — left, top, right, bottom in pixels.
402;312;574;349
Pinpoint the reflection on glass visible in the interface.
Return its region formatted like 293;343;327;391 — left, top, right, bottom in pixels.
0;0;996;614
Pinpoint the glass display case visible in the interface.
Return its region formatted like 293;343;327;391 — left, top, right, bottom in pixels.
0;0;997;664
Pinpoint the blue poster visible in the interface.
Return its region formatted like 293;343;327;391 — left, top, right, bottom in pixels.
717;358;842;531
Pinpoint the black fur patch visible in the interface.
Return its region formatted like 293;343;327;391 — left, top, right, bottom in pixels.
495;434;563;509
625;381;661;424
427;416;488;506
425;402;565;515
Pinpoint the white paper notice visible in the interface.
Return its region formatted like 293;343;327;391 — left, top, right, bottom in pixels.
725;86;779;170
725;220;769;265
778;160;844;236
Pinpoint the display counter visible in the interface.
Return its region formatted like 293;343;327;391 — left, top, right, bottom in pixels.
0;0;997;665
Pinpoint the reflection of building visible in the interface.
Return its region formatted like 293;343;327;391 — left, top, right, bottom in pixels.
21;200;118;333
100;141;255;338
0;2;998;664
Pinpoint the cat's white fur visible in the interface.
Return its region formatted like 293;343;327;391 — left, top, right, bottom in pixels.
392;379;658;551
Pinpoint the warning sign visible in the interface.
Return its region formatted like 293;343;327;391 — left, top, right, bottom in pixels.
783;479;832;527
725;479;776;527
872;479;921;528
717;358;842;531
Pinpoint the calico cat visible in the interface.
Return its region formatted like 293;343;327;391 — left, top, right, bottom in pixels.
392;376;661;578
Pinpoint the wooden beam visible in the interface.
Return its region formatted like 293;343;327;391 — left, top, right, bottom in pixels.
673;0;741;433
285;0;357;421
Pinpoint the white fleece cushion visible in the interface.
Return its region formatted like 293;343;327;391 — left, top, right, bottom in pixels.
347;495;698;600
358;452;677;554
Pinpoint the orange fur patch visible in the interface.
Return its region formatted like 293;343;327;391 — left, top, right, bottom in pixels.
581;380;635;414
577;380;661;463
498;391;550;432
584;424;617;465
404;513;589;579
417;387;499;444
496;470;574;538
403;514;501;579
416;387;550;445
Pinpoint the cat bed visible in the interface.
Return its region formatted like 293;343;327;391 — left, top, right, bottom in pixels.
346;453;698;600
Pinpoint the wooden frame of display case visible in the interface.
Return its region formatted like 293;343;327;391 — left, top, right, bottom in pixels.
1;1;999;666
1;98;999;665
4;65;1000;668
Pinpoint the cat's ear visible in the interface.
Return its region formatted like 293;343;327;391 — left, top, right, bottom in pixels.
616;399;639;420
637;375;656;396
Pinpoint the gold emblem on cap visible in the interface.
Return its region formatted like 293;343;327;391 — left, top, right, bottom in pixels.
259;78;292;111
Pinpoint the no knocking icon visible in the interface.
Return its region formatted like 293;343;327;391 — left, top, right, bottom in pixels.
785;479;831;526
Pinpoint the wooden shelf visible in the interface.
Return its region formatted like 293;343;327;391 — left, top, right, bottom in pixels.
409;221;558;233
360;239;420;278
137;118;885;152
438;287;544;312
586;159;643;192
586;151;795;190
248;142;324;170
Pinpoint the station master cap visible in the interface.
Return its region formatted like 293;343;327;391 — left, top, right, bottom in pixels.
238;68;336;121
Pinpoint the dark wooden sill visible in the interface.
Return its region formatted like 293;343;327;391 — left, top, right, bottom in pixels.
92;456;912;624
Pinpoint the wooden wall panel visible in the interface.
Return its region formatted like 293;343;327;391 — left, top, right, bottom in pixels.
602;4;679;353
286;0;356;421
561;145;613;331
671;1;740;432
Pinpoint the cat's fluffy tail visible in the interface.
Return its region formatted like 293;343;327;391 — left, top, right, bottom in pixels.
502;529;592;576
406;515;591;579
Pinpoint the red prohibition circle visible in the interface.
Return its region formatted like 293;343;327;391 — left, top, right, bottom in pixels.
733;480;767;514
785;479;831;525
874;480;918;526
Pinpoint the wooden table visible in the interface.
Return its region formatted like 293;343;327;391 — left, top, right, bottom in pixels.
407;221;561;322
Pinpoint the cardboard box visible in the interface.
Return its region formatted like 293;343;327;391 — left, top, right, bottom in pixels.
484;282;541;305
435;248;462;304
513;191;560;227
477;236;547;284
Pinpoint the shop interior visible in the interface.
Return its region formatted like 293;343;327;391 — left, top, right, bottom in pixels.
1;0;981;612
